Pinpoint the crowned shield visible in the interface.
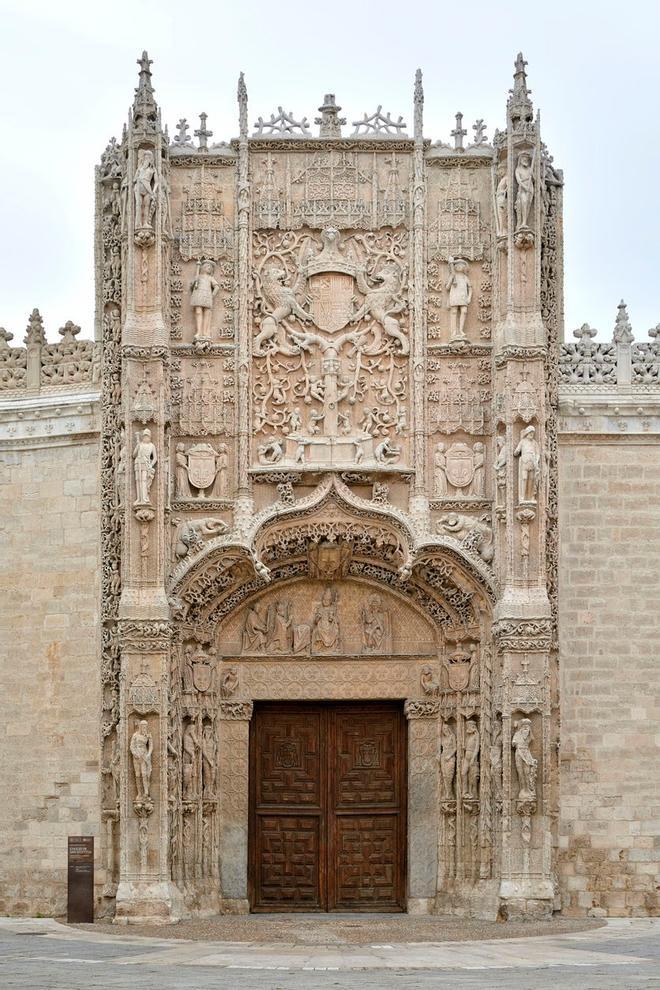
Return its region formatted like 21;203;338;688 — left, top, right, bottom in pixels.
446;651;472;691
186;443;217;491
308;272;355;333
191;655;214;694
445;442;474;489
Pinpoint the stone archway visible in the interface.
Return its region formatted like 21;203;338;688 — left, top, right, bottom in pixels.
165;477;498;915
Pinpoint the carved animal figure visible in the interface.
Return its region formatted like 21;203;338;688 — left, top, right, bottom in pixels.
253;262;311;356
351;264;409;354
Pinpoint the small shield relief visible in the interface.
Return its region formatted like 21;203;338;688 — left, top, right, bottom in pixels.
445;442;474;489
186;443;217;491
191;657;213;693
309;272;354;333
446;651;471;691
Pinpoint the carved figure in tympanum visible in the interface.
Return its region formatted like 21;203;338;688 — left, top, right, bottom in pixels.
311;586;340;653
360;593;391;653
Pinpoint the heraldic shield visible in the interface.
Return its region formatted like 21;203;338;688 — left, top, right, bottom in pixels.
308;272;355;333
191;654;214;694
186;443;217;491
446;651;472;692
445;442;475;489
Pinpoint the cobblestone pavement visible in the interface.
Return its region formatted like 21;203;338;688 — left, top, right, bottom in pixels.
1;916;659;990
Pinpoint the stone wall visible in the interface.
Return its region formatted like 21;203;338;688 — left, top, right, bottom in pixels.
558;437;660;917
0;392;101;916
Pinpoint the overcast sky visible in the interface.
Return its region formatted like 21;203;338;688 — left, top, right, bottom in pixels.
1;0;658;342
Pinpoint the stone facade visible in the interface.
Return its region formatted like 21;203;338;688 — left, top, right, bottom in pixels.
0;52;657;922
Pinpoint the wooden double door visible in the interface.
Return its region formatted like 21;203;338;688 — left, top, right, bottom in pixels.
249;701;407;912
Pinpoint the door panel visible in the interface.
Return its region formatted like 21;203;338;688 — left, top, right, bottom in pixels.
250;702;406;912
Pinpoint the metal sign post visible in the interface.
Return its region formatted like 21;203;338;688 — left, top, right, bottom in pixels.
67;836;94;923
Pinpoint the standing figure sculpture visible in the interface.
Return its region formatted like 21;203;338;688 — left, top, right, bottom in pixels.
201;724;217;798
433;442;448;497
130;719;153;801
495;171;508;236
445;257;472;341
514;425;541;503
470;442;485;497
174;443;190;499
512;717;538;802
439;722;457;799
133;149;157;229
133;428;157;506
494;436;507;492
462;720;480;799
190;260;220;341
182;722;200;800
514;151;534;230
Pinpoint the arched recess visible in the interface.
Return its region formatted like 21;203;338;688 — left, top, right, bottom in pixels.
165;476;499;914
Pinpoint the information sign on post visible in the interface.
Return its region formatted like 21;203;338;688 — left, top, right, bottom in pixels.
67;835;94;923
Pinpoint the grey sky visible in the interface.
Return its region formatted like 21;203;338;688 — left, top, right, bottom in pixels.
1;0;658;342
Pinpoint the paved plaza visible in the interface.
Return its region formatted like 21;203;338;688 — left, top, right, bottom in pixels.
1;916;659;989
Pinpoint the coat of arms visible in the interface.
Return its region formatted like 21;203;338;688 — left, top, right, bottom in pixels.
191;652;215;693
186;443;217;491
445;649;472;691
308;272;355;333
445;442;474;489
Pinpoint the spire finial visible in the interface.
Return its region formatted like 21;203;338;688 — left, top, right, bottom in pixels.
507;51;534;128
315;94;345;138
614;299;634;343
133;50;158;129
238;72;248;141
414;68;423;142
451;111;467;151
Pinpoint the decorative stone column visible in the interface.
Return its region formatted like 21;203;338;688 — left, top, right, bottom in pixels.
217;701;253;913
404;699;440;914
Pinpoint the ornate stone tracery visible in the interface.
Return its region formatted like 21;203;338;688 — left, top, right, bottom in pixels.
91;52;563;924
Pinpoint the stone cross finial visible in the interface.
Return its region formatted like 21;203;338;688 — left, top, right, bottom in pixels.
174;118;193;146
195;112;213;151
471;119;488;146
451;112;467;151
58;320;82;342
0;327;13;347
315;94;346;138
573;323;598;344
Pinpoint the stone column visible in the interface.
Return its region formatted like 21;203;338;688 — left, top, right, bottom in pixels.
404;700;440;914
490;55;556;919
218;701;253;913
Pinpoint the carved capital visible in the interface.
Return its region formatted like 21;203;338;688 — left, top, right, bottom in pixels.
219;701;254;721
404;699;440;720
